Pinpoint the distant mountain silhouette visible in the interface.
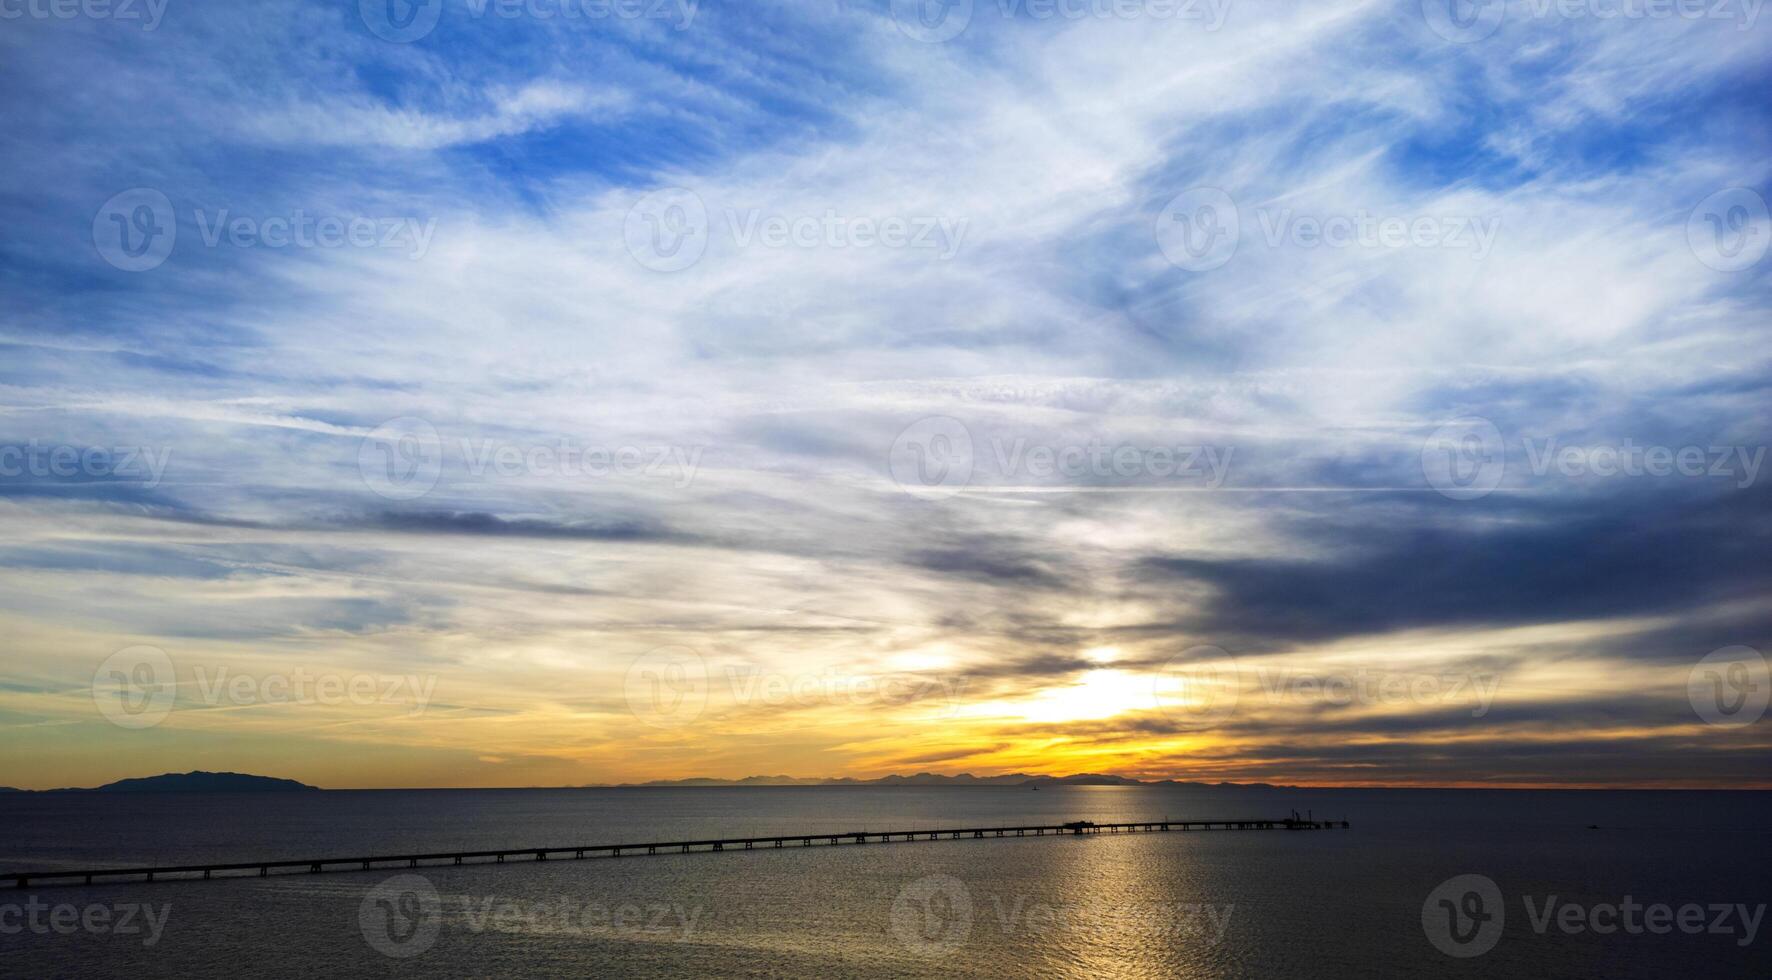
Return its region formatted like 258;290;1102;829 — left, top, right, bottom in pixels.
23;771;320;793
602;771;1285;789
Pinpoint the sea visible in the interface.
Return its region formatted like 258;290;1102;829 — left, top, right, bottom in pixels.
1;786;1766;978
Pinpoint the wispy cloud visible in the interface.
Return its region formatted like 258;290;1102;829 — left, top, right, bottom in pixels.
0;0;1766;789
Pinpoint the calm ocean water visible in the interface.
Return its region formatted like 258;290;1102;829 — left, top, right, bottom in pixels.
1;786;1766;978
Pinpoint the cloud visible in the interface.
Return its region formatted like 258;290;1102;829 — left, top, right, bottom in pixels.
1137;482;1772;645
238;81;633;150
0;1;1767;787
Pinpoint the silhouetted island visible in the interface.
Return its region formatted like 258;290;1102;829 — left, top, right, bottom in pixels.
24;771;320;793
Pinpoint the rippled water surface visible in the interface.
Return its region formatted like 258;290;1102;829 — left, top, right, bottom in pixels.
2;786;1766;978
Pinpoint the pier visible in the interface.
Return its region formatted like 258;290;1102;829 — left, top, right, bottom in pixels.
7;817;1348;889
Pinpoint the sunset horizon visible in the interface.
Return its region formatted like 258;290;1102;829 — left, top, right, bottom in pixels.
3;2;1767;976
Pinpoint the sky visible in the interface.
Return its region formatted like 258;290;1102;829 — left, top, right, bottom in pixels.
0;0;1768;790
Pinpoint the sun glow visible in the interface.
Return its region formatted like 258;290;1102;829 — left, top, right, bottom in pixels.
973;669;1156;724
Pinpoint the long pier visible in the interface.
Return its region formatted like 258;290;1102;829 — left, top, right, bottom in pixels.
7;817;1348;889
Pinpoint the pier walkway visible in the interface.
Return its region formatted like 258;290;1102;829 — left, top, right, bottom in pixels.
8;817;1349;889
